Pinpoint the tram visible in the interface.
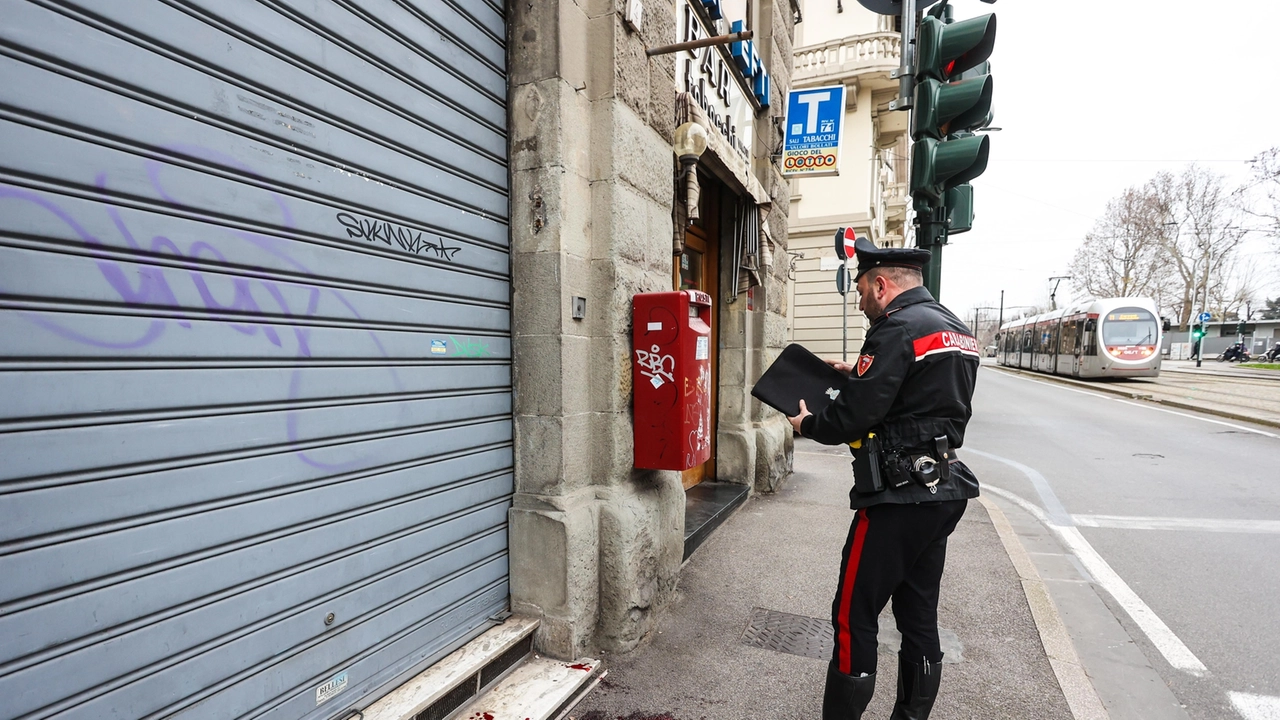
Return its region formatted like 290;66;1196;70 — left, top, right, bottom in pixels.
995;297;1167;379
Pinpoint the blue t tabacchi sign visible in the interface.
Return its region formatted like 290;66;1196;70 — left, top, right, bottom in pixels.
782;85;846;178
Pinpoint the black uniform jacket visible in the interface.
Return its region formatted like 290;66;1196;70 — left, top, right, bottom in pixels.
800;286;982;508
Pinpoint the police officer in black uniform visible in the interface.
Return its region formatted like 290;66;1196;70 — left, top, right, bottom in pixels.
788;238;981;720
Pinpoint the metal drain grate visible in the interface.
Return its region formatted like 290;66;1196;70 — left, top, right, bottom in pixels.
741;607;966;663
740;607;834;660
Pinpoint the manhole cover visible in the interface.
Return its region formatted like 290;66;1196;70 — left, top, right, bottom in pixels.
740;608;964;663
740;608;833;660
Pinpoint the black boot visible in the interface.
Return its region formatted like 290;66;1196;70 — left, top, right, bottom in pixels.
889;654;941;720
822;661;876;720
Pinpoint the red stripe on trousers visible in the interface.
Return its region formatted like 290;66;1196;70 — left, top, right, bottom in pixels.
837;508;870;675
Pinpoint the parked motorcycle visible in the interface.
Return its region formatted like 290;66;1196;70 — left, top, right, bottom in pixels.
1217;343;1252;363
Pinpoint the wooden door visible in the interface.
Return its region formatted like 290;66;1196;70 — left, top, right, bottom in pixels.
675;224;718;489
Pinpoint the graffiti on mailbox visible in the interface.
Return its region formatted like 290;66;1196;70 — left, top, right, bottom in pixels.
635;345;676;389
687;416;706;463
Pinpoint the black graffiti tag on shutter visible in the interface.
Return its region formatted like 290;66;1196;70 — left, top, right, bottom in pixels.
335;212;462;262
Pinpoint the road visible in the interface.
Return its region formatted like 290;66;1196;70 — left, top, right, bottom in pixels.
965;367;1280;720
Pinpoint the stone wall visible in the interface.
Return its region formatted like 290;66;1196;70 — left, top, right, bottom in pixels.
507;0;796;660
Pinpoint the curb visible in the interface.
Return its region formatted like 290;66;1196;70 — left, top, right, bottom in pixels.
986;365;1280;431
1163;366;1280;381
978;496;1110;720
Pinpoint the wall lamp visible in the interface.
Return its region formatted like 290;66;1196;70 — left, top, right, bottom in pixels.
673;121;708;177
674;121;708;225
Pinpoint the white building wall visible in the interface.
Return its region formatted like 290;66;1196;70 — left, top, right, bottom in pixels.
796;0;881;46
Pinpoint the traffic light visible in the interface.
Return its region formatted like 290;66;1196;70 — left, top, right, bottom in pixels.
907;4;996;299
909;11;996;208
938;61;991;235
1192;325;1205;341
945;184;974;234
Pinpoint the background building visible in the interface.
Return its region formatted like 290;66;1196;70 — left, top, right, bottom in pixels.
786;1;910;358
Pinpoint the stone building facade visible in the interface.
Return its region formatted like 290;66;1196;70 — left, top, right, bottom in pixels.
507;0;799;659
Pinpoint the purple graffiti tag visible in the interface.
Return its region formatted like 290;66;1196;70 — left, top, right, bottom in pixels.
144;153;389;472
8;142;420;474
0;184;171;349
185;241;282;346
238;229;410;468
258;280;316;357
260;275;372;472
101;190;192;330
146;152;373;471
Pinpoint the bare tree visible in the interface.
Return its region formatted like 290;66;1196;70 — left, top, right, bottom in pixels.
1160;165;1251;327
1068;181;1175;310
1068;166;1255;328
1207;251;1259;319
1245;146;1280;240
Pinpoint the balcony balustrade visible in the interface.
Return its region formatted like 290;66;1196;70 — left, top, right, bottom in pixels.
882;182;908;207
792;32;901;87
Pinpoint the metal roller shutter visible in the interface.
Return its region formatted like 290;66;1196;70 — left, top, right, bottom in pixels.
0;1;511;718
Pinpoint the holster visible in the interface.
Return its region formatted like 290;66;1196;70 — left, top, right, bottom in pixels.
934;436;952;482
851;434;885;495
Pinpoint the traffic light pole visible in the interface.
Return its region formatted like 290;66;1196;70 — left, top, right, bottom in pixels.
1197;255;1213;368
890;0;918;112
916;204;947;299
842;266;849;362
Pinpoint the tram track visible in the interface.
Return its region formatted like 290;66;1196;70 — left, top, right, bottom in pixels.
985;363;1280;431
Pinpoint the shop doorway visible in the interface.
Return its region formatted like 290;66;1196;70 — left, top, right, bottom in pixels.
675;187;720;489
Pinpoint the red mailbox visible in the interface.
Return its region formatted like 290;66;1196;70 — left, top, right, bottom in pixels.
632;290;713;470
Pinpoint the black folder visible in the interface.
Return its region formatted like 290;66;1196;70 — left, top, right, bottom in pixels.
751;343;851;418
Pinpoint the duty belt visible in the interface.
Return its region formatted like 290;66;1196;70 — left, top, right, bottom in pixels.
890;436;955;494
849;434;957;496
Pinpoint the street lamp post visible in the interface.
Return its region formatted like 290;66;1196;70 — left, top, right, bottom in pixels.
972;307;1000;332
972;306;1001;355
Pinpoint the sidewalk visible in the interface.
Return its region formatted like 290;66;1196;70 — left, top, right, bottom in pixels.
1161;360;1280;381
571;440;1075;720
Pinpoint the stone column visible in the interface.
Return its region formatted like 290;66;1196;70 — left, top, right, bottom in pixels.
508;0;686;660
755;0;798;493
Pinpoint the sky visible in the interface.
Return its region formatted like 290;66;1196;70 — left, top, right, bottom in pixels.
936;0;1280;326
